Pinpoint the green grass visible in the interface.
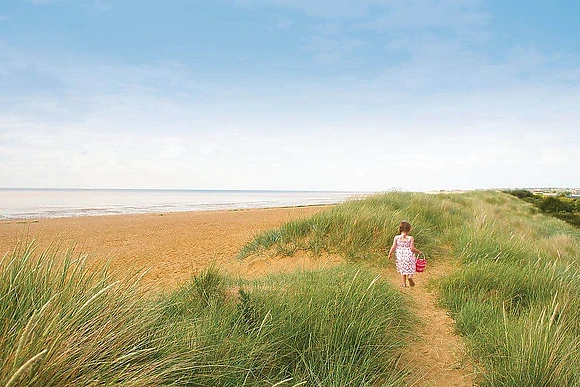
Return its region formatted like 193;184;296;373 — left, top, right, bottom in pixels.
238;191;468;262
155;265;414;386
435;192;580;386
240;190;580;385
0;242;184;386
1;243;413;386
5;190;580;385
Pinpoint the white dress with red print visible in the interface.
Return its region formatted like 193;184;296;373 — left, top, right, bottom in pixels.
395;235;416;275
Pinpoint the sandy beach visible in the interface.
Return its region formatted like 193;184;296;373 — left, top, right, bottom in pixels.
0;206;338;289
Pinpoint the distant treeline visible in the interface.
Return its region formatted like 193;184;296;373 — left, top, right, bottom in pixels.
504;189;580;227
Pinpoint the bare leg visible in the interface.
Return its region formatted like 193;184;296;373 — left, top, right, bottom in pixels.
408;275;415;287
401;274;407;287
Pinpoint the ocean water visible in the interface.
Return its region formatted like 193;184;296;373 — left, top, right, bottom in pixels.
0;189;363;220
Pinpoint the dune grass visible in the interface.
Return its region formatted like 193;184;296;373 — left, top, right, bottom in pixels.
238;191;467;262
5;190;580;385
0;242;185;386
436;192;580;386
158;266;413;386
1;243;413;386
240;190;580;385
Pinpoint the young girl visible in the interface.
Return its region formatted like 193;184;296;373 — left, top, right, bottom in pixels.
388;221;423;287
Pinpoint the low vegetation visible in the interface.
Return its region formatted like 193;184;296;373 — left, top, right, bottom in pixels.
0;243;180;386
3;190;580;385
504;189;580;227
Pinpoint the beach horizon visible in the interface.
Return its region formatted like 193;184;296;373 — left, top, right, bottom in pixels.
0;188;360;220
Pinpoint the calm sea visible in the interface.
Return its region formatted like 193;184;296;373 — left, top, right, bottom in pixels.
0;189;363;220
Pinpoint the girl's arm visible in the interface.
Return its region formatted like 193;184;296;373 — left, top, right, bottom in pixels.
410;237;423;255
387;237;397;260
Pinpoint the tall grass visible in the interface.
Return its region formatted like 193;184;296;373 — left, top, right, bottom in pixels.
7;190;579;385
156;265;414;386
241;190;580;385
238;192;469;262
436;192;580;385
1;243;414;386
0;242;185;386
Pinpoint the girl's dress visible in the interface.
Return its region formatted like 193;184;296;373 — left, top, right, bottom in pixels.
395;235;416;275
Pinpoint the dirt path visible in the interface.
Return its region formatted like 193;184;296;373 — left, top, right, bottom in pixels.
386;261;477;386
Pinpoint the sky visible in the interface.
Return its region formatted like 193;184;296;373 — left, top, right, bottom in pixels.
0;0;579;192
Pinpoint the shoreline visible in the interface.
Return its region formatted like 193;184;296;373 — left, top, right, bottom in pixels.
0;203;334;223
0;188;360;221
0;205;335;289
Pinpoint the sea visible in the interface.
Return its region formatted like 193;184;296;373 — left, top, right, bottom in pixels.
0;189;365;220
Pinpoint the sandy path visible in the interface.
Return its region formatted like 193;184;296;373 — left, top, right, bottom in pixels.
386;261;476;386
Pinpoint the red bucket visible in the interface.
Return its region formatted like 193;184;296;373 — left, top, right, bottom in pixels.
415;254;427;273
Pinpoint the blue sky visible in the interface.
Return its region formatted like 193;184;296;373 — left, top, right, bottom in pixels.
1;0;578;191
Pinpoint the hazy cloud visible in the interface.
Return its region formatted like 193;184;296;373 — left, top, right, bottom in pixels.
2;120;578;190
355;0;488;33
234;0;487;26
238;0;490;67
26;0;61;4
25;0;112;8
303;35;366;64
274;18;293;30
93;0;112;11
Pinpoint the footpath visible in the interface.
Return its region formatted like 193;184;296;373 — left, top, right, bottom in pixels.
387;260;477;386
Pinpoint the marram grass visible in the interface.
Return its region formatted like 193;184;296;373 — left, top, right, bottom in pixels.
5;190;580;385
436;192;580;386
155;266;414;386
1;243;413;386
0;243;184;386
238;191;467;261
241;190;580;385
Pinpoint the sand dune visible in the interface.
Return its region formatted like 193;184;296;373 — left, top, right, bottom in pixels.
0;206;338;289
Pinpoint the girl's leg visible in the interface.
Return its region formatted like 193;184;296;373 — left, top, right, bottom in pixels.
408;275;415;287
401;274;407;287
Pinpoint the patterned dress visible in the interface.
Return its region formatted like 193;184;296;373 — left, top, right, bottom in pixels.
395;235;416;275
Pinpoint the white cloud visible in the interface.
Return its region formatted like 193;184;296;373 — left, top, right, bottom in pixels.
0;15;9;21
233;0;376;19
2;123;578;191
234;0;488;30
25;0;112;9
239;0;490;67
355;0;488;33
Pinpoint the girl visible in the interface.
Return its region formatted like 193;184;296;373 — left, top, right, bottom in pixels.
388;221;423;287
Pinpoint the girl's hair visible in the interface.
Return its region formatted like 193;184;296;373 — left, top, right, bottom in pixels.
399;221;411;233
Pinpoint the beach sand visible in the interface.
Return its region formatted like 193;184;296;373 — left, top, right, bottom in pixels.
0;206;339;289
